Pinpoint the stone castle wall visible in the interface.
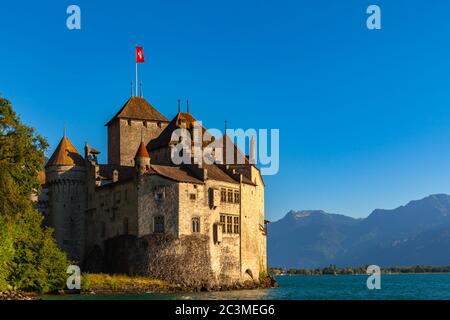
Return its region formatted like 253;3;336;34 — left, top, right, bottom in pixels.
137;175;180;237
46;165;86;263
85;179;138;258
102;233;239;289
108;119;167;166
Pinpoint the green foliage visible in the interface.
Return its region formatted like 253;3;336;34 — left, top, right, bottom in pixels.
0;97;69;293
0;215;14;291
80;274;171;293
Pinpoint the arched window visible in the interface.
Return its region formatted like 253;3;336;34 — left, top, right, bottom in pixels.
192;217;200;233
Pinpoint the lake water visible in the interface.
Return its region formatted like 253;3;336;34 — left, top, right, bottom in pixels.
43;274;450;300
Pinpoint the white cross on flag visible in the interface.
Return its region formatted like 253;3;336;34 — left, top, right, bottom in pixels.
136;46;145;63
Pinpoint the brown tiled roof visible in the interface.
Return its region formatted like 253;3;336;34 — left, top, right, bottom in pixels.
147;112;213;151
148;164;203;184
202;164;238;184
105;97;169;126
98;164;135;181
135;141;150;158
148;113;249;167
46;136;85;167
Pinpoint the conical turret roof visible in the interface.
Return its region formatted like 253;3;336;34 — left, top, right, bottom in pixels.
46;135;85;167
135;141;150;159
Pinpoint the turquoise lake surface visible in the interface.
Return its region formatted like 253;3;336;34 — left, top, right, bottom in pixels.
43;274;450;300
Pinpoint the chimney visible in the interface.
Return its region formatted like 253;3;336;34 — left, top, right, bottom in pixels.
250;136;256;164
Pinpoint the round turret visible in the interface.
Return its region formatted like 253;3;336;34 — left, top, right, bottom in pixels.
45;134;86;263
134;141;151;175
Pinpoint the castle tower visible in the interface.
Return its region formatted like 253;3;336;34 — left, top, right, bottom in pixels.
45;134;86;263
134;141;151;175
105;97;169;166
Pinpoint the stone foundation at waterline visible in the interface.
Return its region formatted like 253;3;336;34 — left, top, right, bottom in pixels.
84;234;272;290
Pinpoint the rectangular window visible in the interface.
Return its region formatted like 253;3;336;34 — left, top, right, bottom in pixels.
234;190;240;204
220;214;240;235
221;188;227;202
227;189;233;203
192;217;200;233
226;216;233;233
220;214;226;232
154;216;165;233
189;193;197;201
233;216;240;234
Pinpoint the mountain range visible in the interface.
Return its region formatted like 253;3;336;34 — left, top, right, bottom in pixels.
268;194;450;268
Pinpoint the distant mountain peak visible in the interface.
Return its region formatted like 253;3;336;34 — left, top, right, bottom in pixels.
269;194;450;268
288;210;327;219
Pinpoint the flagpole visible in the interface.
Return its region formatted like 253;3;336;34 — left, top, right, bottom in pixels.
135;61;138;97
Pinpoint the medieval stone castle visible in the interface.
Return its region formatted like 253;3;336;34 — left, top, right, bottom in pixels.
37;96;268;287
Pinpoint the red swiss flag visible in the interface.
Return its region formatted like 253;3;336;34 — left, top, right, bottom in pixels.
136;46;145;63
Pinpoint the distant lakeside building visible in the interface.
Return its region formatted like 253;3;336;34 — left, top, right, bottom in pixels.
37;96;268;288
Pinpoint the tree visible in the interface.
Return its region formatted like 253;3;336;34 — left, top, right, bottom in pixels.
0;97;69;293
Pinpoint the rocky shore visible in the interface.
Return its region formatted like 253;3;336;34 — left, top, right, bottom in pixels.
80;273;278;296
0;291;35;300
1;274;278;299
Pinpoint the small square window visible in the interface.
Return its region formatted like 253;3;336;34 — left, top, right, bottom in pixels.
154;187;165;201
190;193;197;201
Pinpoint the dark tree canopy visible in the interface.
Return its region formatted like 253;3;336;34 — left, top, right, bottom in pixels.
0;97;68;293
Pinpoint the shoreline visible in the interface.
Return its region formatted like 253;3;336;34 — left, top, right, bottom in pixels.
80;274;277;296
275;272;450;276
0;291;37;300
1;274;277;300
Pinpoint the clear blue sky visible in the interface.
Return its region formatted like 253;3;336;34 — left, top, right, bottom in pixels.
1;0;450;221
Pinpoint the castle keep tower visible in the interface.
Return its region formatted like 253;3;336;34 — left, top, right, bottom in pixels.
45;134;86;262
105;97;169;166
